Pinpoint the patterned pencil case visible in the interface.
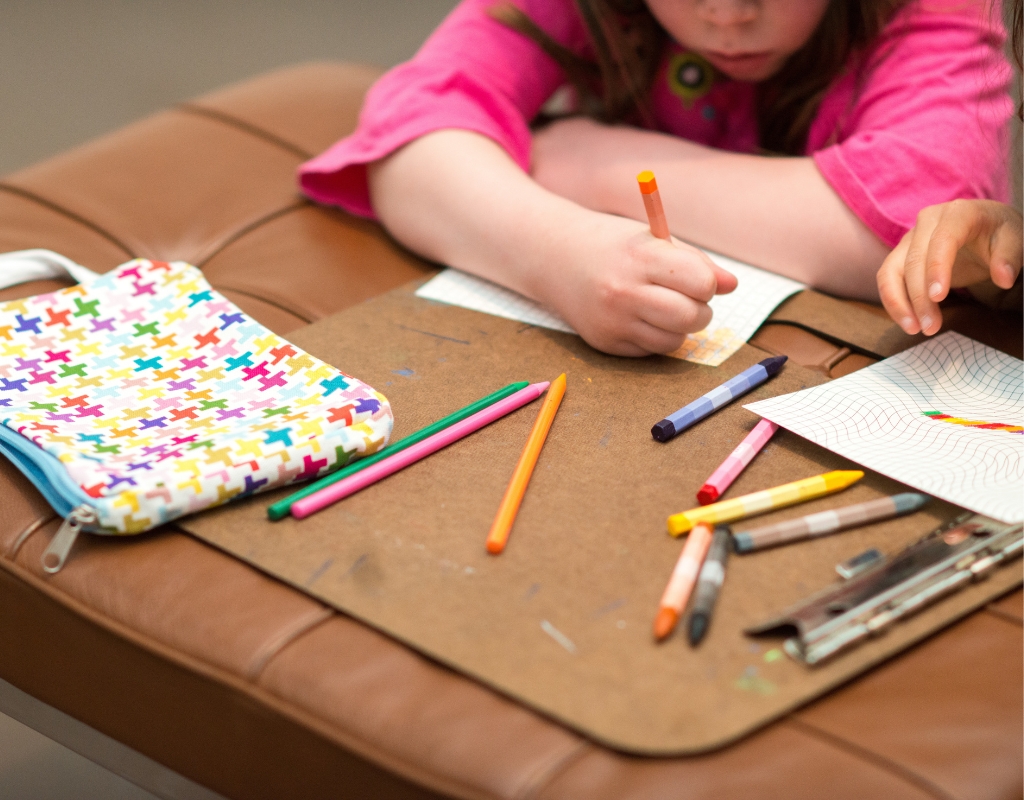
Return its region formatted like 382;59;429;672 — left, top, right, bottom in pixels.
0;250;392;572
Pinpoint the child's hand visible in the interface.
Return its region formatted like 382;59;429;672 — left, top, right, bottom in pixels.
528;120;738;355
536;209;737;357
877;200;1022;335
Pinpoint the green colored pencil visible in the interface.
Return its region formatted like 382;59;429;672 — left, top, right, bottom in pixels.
266;381;530;520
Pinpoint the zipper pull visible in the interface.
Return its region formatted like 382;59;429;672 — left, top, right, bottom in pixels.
42;505;97;574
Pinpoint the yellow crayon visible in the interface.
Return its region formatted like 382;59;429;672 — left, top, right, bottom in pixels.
667;470;863;537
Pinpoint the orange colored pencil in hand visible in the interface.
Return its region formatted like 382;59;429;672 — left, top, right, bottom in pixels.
653;522;714;641
637;170;671;240
486;373;567;554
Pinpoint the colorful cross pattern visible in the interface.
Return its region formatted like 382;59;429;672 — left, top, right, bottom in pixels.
0;260;393;534
921;411;1023;434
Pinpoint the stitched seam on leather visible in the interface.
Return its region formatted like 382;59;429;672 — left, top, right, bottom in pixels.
0;183;135;259
786;717;956;800
0;556;489;800
208;281;314;326
245;606;335;680
176;103;313;160
513;741;592;800
191;200;305;268
983;606;1024;626
5;513;56;561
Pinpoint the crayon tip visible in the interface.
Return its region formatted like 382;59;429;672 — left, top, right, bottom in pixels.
651;419;676;442
637;171;658;192
667;515;691;537
829;470;864;489
732;532;753;553
760;355;788;376
486;537;505;555
267;503;288;521
532;381;551;393
688;613;709;645
894;492;930;513
697;485;719;505
654;607;679;641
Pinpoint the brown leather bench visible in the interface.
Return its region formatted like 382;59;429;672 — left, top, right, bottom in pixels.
1;62;1020;800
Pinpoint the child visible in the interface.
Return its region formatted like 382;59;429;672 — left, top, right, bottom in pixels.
877;0;1023;337
300;0;1012;356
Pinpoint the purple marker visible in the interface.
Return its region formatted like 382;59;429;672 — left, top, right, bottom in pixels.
652;356;787;443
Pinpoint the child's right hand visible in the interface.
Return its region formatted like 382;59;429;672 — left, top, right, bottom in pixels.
534;209;737;357
877;200;1022;335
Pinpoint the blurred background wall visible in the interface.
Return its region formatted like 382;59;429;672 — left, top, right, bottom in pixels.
0;0;1020;204
0;0;460;176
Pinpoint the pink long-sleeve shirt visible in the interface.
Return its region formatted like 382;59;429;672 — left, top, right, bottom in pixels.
299;0;1012;248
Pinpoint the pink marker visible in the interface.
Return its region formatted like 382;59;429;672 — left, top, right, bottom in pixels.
291;382;550;519
697;419;778;505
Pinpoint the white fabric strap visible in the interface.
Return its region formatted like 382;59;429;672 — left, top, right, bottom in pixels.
0;249;99;290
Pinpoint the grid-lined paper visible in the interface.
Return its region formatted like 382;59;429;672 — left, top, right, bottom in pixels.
745;332;1024;523
416;269;575;333
415;249;804;366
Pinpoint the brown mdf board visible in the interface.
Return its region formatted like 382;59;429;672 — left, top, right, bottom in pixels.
181;285;1022;755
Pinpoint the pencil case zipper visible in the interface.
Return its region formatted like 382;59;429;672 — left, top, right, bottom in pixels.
0;424;97;572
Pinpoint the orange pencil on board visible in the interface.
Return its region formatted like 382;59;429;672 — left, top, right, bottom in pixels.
653;522;714;641
637;170;671;240
486;373;567;554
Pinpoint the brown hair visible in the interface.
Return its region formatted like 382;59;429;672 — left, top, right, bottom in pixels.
489;0;908;154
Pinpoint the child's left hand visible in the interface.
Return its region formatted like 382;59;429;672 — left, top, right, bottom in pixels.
877;200;1022;335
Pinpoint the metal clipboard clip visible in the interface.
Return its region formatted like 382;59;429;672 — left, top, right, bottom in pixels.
746;513;1023;666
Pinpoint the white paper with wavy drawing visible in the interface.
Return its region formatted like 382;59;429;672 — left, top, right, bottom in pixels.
745;332;1024;523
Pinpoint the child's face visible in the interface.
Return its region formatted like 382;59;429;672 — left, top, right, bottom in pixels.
646;0;831;82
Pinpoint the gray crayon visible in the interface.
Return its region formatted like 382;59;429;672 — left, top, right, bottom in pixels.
687;526;732;646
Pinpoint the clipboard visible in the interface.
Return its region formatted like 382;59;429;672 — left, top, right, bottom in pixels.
180;283;1022;755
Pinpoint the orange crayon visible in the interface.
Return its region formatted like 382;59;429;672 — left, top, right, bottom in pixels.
637;170;671;240
486;373;566;554
653;522;714;641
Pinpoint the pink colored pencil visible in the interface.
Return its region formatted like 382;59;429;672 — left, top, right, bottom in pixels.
291;382;550;519
697;419;778;505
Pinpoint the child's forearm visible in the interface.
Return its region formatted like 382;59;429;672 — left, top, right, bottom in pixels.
533;121;890;300
368;130;578;305
639;150;889;300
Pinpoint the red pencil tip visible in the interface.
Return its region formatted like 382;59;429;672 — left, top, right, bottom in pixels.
697;485;718;505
